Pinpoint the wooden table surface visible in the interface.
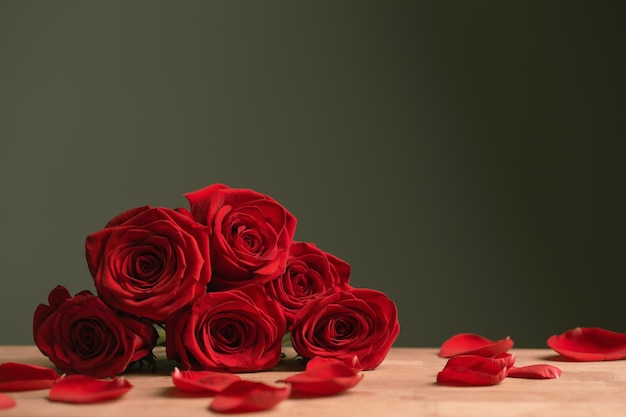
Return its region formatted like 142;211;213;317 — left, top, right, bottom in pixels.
1;346;625;417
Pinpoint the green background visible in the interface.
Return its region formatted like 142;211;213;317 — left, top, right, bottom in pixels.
1;1;624;347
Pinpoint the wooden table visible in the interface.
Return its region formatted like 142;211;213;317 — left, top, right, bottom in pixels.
1;346;625;416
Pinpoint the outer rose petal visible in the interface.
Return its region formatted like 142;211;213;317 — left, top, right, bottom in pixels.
0;393;16;410
490;352;515;369
120;316;159;363
0;362;60;391
439;333;514;358
547;327;626;361
172;368;241;395
104;205;151;228
209;380;291;413
184;183;230;223
507;364;562;379
48;375;132;403
436;355;507;386
278;363;363;397
32;285;71;340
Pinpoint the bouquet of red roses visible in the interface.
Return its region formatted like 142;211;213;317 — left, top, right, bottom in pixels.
33;184;400;378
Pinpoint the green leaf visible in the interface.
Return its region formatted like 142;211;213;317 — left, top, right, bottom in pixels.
155;324;166;347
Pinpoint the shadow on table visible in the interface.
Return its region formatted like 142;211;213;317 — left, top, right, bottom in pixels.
124;348;306;377
537;354;585;362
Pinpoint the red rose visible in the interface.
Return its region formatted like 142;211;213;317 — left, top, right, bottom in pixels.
290;286;400;370
33;286;156;378
166;285;286;372
85;206;211;322
184;184;297;290
265;241;350;326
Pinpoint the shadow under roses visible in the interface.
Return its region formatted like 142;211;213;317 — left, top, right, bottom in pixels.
123;347;177;376
124;347;307;379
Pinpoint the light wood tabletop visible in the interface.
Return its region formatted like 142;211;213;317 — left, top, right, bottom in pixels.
1;345;625;417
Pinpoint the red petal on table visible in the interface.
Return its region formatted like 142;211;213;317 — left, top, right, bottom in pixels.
209;380;291;413
278;363;363;397
171;367;241;395
491;352;515;369
436;355;507;386
507;364;562;379
0;362;60;391
439;333;514;358
547;327;626;361
48;375;132;403
0;393;16;410
306;355;363;371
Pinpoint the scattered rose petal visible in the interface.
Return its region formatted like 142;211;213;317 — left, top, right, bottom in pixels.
437;355;507;386
547;327;626;361
49;375;132;403
0;393;16;410
507;364;562;379
0;362;60;391
490;352;515;369
209;380;291;413
278;362;363;397
439;333;514;358
306;355;362;371
171;367;241;395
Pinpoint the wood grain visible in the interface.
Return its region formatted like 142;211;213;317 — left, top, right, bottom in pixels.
1;346;625;416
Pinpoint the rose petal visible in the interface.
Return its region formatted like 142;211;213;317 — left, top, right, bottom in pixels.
278;362;363;397
437;355;507;386
306;355;363;371
0;362;60;391
507;364;562;379
0;393;16;410
48;375;132;403
209;380;291;413
171;367;241;395
490;352;515;369
547;327;626;361
439;333;514;358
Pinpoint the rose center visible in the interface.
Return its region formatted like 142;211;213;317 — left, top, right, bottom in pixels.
211;320;244;353
233;225;264;254
326;317;357;345
294;274;311;296
286;261;325;298
71;320;107;358
134;253;162;279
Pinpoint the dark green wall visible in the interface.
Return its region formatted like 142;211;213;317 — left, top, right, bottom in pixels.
1;1;624;347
